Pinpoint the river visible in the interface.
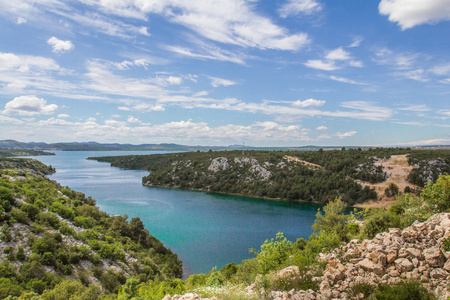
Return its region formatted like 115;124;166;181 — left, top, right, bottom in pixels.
30;151;319;277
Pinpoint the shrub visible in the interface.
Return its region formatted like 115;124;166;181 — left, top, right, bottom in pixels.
250;232;293;274
373;280;436;300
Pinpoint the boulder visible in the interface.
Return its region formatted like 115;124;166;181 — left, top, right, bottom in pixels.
357;258;376;272
423;247;445;268
394;258;414;273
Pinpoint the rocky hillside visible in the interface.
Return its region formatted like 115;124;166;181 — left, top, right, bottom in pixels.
162;212;450;300
267;212;450;299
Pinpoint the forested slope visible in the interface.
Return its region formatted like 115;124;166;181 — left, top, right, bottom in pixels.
0;158;182;298
91;148;449;205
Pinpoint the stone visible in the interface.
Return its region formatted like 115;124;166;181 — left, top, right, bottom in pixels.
405;248;422;259
377;253;387;266
412;257;419;268
357;258;376;272
430;268;448;279
423;247;445;268
394;258;414;272
443;260;450;272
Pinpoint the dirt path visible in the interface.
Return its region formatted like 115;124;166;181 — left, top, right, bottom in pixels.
354;154;419;208
284;155;323;170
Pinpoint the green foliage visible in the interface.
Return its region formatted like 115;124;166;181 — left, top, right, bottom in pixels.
41;280;101;300
373;280;436;300
0;158;183;297
422;175;450;212
312;198;349;240
134;278;185;300
250;232;293;274
0;277;22;298
385;183;400;197
363;209;400;239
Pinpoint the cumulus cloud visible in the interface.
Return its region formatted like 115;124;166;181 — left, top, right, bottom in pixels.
279;0;322;18
292;98;325;107
57;113;70;118
379;0;450;30
325;47;350;61
316;126;327;131
336;130;357;138
127;116;141;123
47;37;74;53
3;95;58;116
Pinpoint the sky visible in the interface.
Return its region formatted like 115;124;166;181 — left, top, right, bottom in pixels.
0;0;449;147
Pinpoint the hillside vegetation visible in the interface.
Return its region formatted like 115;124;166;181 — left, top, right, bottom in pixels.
0;149;54;157
91;148;450;205
0;158;182;299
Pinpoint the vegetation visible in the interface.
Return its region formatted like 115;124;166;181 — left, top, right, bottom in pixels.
0;149;54;157
0;150;448;299
0;158;182;299
92;148;449;205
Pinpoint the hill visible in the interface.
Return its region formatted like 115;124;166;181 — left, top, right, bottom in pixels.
0;157;182;298
90;148;449;205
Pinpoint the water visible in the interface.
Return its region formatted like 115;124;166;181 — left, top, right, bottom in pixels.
30;151;319;276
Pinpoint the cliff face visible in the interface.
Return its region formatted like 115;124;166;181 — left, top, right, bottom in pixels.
270;213;450;300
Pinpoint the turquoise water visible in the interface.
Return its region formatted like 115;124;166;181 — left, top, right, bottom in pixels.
31;151;319;277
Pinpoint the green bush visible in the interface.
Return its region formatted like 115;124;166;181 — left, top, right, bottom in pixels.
373;280;436;300
250;232;293;274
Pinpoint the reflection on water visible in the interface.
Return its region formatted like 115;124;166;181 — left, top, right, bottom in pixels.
31;151;319;276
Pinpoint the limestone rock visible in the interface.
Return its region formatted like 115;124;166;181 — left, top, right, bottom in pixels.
423;247;445;268
394;258;414;272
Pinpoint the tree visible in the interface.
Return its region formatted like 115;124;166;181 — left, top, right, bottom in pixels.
422;175;450;212
312;198;349;240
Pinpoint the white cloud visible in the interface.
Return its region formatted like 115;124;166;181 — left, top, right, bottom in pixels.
339;101;393;121
349;60;364;68
292;98;325;107
397;104;431;112
16;17;27;24
57;113;70;118
349;36;363;48
329;75;366;85
304;59;338;71
374;48;418;69
47;36;74;54
379;0;450;30
3;95;58;116
165;45;247;65
336;130;357;139
325;47;350;61
118;104;165;112
279;0;322;18
431;63;450;75
0;115;25;125
127;116;141;123
209;76;238;87
394;69;429;82
0;52;60;72
84;0;310;51
316;126;327;131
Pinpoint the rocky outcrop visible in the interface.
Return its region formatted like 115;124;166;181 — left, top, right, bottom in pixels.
269;213;450;300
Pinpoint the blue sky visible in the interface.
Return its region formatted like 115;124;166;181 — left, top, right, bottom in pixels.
0;0;449;147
